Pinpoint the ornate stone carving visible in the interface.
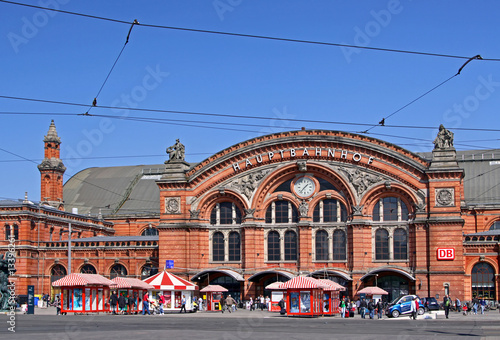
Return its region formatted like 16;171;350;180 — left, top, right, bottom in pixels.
189;209;200;219
414;202;426;213
299;201;309;217
297;160;307;172
433;124;454;149
244;208;256;218
435;188;454;207
230;169;270;200
352;205;364;215
165;197;181;214
338;166;382;197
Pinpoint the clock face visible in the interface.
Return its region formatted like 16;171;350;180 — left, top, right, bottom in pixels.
293;176;316;198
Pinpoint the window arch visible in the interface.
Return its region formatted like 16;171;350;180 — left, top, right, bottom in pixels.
373;197;409;221
141;264;158;280
266;201;298;224
51;264;67;277
284;230;297;261
210;202;242;225
228;231;241;262
212;232;225;262
375;229;389;260
489;221;500;231
4;224;19;240
110;264;127;279
393;228;408;260
472;262;496;300
315;230;329;261
332;229;346;260
80;264;97;274
267;231;281;261
141;226;158;236
313;199;347;222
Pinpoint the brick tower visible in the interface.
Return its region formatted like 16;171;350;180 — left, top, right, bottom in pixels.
38;120;66;210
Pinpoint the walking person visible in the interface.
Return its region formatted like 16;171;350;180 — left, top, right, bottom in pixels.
455;297;461;313
225;294;235;313
443;294;451;319
110;291;118;315
118;294;126;314
260;295;265;311
220;295;226;313
368;299;375;319
142;292;151;315
359;298;367;319
480;298;486;314
340;298;346;318
472;296;478;314
180;295;187;313
128;294;135;314
198;296;203;312
410;296;417;320
376;299;384;319
158;294;165;315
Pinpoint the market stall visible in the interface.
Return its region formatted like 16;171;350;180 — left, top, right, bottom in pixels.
317;279;345;316
199;285;228;311
143;271;198;312
265;282;286;312
279;277;327;317
52;273;115;314
111;277;154;314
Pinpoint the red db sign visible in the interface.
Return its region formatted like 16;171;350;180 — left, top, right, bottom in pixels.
437;248;455;260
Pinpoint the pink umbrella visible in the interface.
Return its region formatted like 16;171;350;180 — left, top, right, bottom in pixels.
357;286;389;295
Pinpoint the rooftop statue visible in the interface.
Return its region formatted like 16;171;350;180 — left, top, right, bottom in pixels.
166;139;185;162
433;124;454;150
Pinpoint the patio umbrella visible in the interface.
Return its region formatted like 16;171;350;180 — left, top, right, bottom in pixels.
357;286;389;295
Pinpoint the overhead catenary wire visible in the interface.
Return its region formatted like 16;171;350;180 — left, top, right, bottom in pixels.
1;0;500;61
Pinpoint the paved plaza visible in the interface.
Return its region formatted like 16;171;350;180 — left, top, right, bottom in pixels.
2;306;500;339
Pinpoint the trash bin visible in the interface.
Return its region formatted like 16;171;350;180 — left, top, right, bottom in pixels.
34;297;39;306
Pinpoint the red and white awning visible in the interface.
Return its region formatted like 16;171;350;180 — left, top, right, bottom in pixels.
52;273;115;287
279;276;328;289
317;279;346;291
143;271;198;291
111;277;154;290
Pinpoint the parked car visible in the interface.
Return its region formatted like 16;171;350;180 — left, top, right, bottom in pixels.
386;295;425;318
422;297;440;311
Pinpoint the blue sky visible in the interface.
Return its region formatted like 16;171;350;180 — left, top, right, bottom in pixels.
1;0;500;202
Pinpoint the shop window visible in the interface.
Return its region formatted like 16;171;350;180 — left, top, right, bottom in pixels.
228;231;241;262
472;262;496;300
315;230;329;261
110;264;127;279
332;229;346;260
284;230;297;261
210;202;242;225
267;231;281;261
393;228;408;260
212;232;225;262
313;199;347;223
375;229;390;260
373;197;408;222
80;264;97;274
265;201;298;224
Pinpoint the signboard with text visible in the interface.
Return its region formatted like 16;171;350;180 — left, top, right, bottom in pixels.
437;248;455;260
166;260;174;269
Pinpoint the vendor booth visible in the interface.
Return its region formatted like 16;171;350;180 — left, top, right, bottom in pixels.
318;279;344;316
111;277;154;314
143;271;198;312
52;273;115;314
279;277;327;317
265;282;286;312
200;285;228;311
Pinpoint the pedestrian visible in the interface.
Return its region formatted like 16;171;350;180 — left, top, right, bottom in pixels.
340;298;346;318
265;296;270;310
142;292;151;315
128;294;135;314
198;296;203;311
278;297;286;315
55;294;61;315
220;295;226;313
249;297;254;311
376;299;384;319
118;294;126;314
368;299;375;319
110;291;118;315
443;294;451;319
410;297;417;320
472;296;478;314
359;298;367;319
462;302;468;316
480;298;486;314
180;295;187;313
42;293;49;308
225;294;235;313
260;295;265;310
455;297;461;313
158;294;165;315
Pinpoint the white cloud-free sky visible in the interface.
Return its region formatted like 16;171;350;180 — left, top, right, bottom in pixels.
1;0;499;201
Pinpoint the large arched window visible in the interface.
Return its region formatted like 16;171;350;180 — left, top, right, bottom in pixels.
212;232;225;262
472;262;496;300
375;229;390;260
210;202;242;225
80;264;97;274
267;231;281;261
110;264;127;279
284;230;297;261
141;226;158;236
315;230;329;261
228;231;241;262
393;228;408;260
265;201;298;224
313;199;347;222
373;197;409;221
332;229;346;260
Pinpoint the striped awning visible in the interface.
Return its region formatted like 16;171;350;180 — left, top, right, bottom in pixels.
52;273;115;287
317;279;346;291
200;284;228;293
111;277;154;290
143;271;198;291
279;276;328;289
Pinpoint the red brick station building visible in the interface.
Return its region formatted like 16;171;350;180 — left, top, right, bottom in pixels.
1;121;499;304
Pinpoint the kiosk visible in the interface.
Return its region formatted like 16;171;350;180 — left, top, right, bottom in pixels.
200;285;228;311
265;282;286;312
143;271;198;312
280;277;327;317
52;273;114;314
111;277;154;314
317;279;344;316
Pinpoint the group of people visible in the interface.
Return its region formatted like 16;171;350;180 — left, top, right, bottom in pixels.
109;291;137;315
220;294;237;313
452;296;489;316
355;298;385;319
248;295;269;311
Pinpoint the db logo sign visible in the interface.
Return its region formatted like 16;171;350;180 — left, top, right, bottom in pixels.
437;248;455;260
